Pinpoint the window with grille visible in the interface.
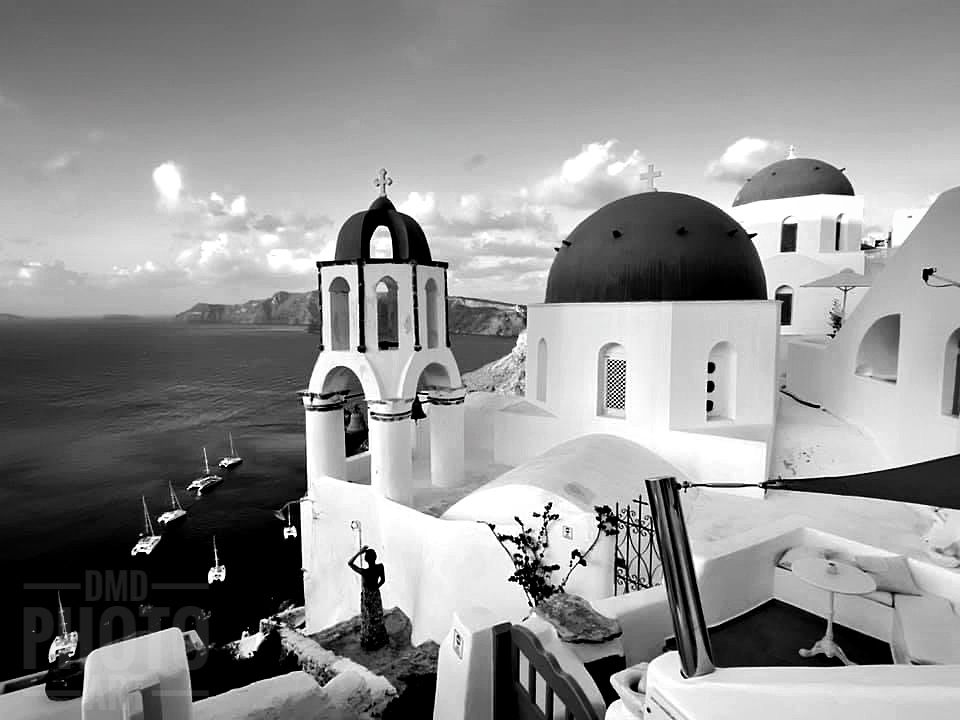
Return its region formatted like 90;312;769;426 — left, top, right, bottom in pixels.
602;354;627;416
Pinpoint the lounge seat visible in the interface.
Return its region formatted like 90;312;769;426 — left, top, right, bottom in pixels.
892;594;960;665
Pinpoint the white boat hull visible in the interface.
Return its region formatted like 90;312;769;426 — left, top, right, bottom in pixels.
208;566;226;584
48;632;79;664
218;457;242;469
131;535;161;556
187;475;223;495
158;509;187;525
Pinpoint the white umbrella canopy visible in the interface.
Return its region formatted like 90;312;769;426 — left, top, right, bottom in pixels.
801;268;872;313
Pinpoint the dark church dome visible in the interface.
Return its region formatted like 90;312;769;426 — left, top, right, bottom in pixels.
733;158;854;207
334;195;432;263
544;192;767;304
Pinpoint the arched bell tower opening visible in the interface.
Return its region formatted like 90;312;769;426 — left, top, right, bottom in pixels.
305;168;463;506
407;361;465;490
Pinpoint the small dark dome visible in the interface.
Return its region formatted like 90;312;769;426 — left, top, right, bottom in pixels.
334;196;432;262
545;192;767;304
733;158;854;207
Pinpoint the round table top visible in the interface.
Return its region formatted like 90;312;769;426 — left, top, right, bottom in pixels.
791;557;876;595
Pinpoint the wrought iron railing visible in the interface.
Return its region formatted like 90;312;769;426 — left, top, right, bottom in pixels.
613;497;663;595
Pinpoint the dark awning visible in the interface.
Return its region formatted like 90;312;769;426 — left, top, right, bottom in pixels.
769;452;960;511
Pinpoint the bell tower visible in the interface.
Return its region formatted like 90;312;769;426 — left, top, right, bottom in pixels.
300;170;465;506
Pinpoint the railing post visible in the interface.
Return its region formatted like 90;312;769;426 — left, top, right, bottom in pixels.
645;476;715;679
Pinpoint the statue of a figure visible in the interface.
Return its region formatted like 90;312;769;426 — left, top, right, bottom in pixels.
347;545;389;650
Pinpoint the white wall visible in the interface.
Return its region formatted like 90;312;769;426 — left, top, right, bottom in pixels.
495;301;778;490
732;195;868;336
892;207;929;248
785;187;960;465
301;478;529;644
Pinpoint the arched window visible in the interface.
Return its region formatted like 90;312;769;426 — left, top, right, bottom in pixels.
781;216;798;253
834;214;844;252
774;285;794;326
706;342;737;420
329;276;351;351
942;329;960;416
855;314;900;383
375;276;399;350
598;343;627;418
536;338;548;402
370;226;393;259
425;278;439;349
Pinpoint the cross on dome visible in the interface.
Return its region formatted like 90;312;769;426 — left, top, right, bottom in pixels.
639;163;662;192
375;168;393;198
787;145;798;159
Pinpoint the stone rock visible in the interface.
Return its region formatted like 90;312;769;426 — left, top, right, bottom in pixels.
463;331;527;395
533;593;622;644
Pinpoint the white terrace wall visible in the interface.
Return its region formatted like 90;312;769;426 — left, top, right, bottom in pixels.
301;478;530;644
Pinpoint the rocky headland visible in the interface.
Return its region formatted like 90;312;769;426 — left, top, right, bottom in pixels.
176;291;526;337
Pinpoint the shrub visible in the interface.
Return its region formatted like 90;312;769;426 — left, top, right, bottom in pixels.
484;503;619;607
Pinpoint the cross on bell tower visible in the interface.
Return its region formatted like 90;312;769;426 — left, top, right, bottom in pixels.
375;168;393;198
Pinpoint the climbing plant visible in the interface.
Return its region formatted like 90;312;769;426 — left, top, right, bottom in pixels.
828;299;844;337
483;502;619;607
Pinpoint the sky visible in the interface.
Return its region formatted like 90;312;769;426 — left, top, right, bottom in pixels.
1;0;958;316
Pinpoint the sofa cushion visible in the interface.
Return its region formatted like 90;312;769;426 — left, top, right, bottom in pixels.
854;554;923;595
894;594;960;664
864;590;894;607
776;545;856;571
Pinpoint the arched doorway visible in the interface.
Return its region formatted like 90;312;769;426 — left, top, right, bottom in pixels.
409;361;465;490
321;366;369;461
376;277;399;350
425;278;440;349
328;276;351;351
774;285;794;327
942;329;960;416
834;214;844;252
781;216;798;253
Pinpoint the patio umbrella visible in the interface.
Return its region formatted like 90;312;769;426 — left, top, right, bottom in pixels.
801;268;872;314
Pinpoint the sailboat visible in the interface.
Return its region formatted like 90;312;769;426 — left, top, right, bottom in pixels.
218;432;243;470
186;447;222;496
157;481;187;525
131;496;161;556
207;536;226;583
47;593;78;664
283;504;298;540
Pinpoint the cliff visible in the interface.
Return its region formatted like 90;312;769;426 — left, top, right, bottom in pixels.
176;291;526;337
462;331;527;394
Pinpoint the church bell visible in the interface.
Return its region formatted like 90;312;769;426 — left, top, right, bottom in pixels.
411;396;427;422
346;407;366;433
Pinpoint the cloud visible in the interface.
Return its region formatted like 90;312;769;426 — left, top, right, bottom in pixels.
152;162;184;208
0;91;21;111
464;153;487;170
705;137;787;184
43;152;78;176
147;162;335;287
525;140;661;209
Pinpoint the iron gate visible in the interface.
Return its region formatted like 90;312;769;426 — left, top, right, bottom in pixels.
613;497;663;595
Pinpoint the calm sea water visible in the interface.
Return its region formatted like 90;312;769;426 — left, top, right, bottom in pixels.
0;320;515;679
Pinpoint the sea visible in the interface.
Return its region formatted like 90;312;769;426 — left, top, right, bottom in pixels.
0;319;516;681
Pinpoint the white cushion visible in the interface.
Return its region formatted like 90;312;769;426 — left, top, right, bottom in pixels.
894;594;960;665
776;545;855;571
854;554;923;595
864;590;894;607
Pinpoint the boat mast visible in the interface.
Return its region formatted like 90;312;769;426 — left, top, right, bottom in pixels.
169;481;181;510
229;432;236;456
203;447;210;474
58;592;68;634
142;496;155;536
213;536;219;566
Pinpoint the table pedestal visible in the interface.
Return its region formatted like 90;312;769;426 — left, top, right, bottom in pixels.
799;590;856;665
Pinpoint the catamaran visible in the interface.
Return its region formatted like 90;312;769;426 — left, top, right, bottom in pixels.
283;504;298;539
187;447;222;496
47;593;78;664
218;432;243;470
131;496;161;556
207;536;225;584
157;481;187;525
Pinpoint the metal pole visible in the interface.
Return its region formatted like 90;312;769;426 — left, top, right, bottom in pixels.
350;520;362;553
645;476;715;679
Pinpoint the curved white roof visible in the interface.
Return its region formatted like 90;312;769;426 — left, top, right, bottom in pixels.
442;434;690;522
